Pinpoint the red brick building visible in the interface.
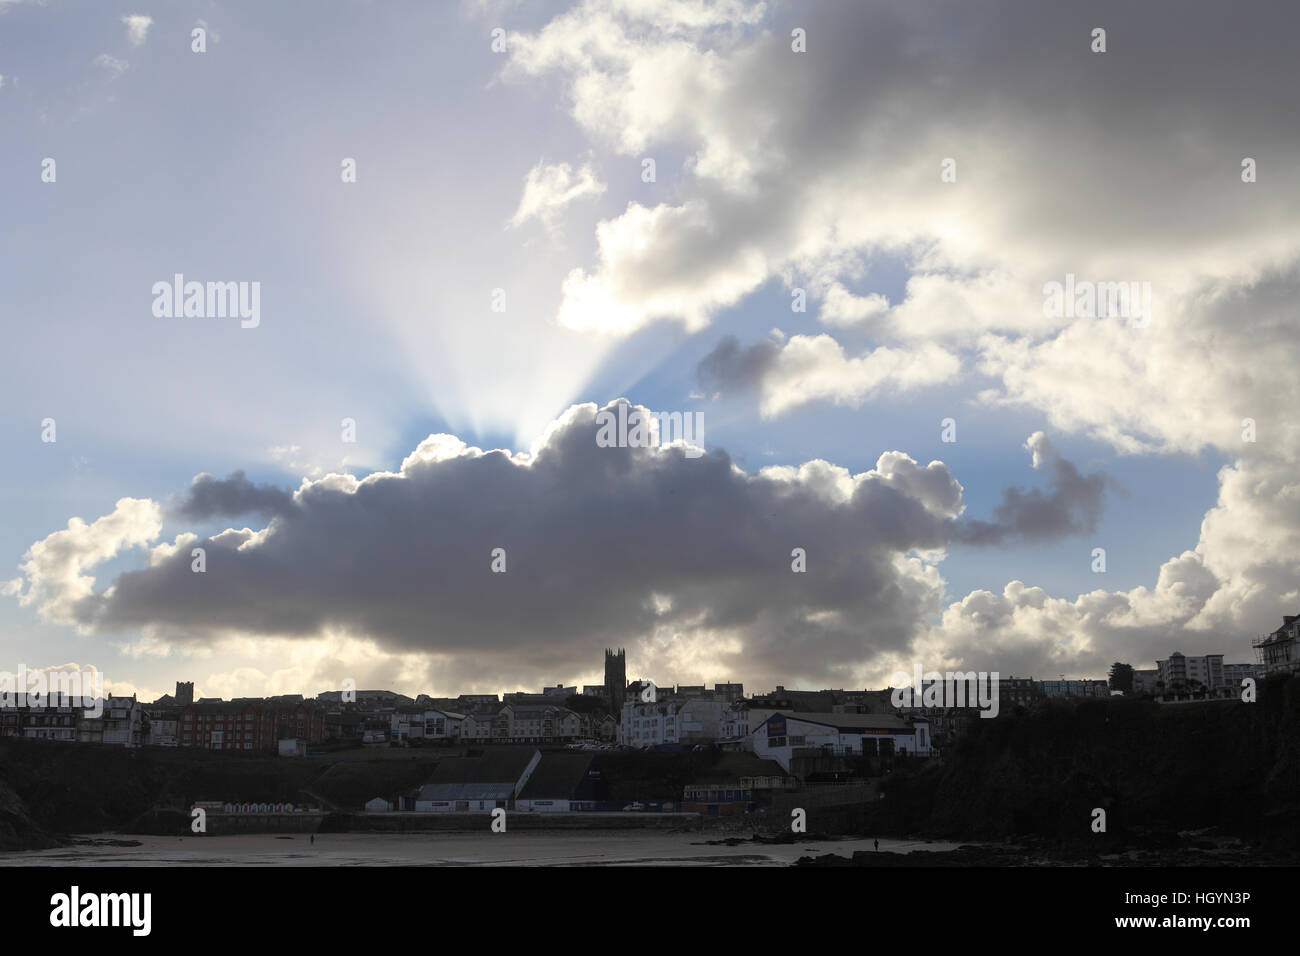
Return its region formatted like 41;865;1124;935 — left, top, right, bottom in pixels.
179;699;325;751
275;702;325;744
180;700;276;751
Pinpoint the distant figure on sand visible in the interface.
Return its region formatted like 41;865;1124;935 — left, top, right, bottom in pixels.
874;839;879;852
310;834;314;845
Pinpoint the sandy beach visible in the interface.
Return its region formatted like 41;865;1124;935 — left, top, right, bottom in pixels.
1;831;965;867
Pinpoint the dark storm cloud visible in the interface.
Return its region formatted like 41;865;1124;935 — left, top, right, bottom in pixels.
70;401;977;684
174;471;295;522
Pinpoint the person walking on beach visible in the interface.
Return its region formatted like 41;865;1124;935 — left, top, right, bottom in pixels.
874;839;879;852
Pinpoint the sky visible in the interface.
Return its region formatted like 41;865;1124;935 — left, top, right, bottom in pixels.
1;0;1297;702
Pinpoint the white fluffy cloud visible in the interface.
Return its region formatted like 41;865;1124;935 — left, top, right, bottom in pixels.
121;14;152;47
4;498;162;628
509;159;605;232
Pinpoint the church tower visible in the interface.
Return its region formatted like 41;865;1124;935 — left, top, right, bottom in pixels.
604;648;627;721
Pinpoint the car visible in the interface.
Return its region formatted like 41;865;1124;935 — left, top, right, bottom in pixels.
623;802;647;811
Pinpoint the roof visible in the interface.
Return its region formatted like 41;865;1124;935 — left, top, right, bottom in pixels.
691;752;788;783
506;705;559;717
764;711;917;733
423;747;539;787
517;753;595;800
187;700;265;714
748;690;840;711
417;783;516;802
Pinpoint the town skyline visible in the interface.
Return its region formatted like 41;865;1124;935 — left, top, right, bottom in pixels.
5;1;1300;732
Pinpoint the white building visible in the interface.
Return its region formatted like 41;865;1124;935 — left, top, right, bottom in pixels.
391;707;466;744
1254;614;1299;676
751;712;931;772
620;697;728;747
1155;652;1261;691
24;705;78;742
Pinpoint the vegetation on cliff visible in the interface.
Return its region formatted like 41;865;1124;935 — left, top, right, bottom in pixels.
874;675;1300;849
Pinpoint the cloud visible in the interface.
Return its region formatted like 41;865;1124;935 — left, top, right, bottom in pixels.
819;283;890;329
174;471;295;522
697;332;960;416
502;0;1300;684
7;403;1137;690
504;0;1300;451
955;433;1109;546
9;401;989;690
5;498;162;628
93;53;129;78
555;199;769;334
121;14;152;47
695;333;780;395
509;159;605;232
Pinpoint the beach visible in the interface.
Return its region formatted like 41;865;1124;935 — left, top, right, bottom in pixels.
1;832;964;867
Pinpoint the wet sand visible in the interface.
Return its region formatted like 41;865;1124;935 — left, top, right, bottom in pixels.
1;832;965;867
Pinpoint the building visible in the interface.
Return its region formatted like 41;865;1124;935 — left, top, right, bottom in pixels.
620;696;727;747
1036;679;1111;699
997;677;1041;709
3;696;143;747
1254;614;1300;676
275;702;324;744
322;710;363;743
180;700;277;751
744;687;844;737
681;753;792;815
604;648;627;720
711;683;745;702
100;696;144;747
1131;669;1160;696
413;748;541;812
515;753;600;811
70;696;144;747
1223;662;1261;688
315;689;413;708
455;704;591;744
22;704;78;742
423;709;464;741
751;712;932;773
457;694;501;707
1153;653;1262;694
391;706;429;744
